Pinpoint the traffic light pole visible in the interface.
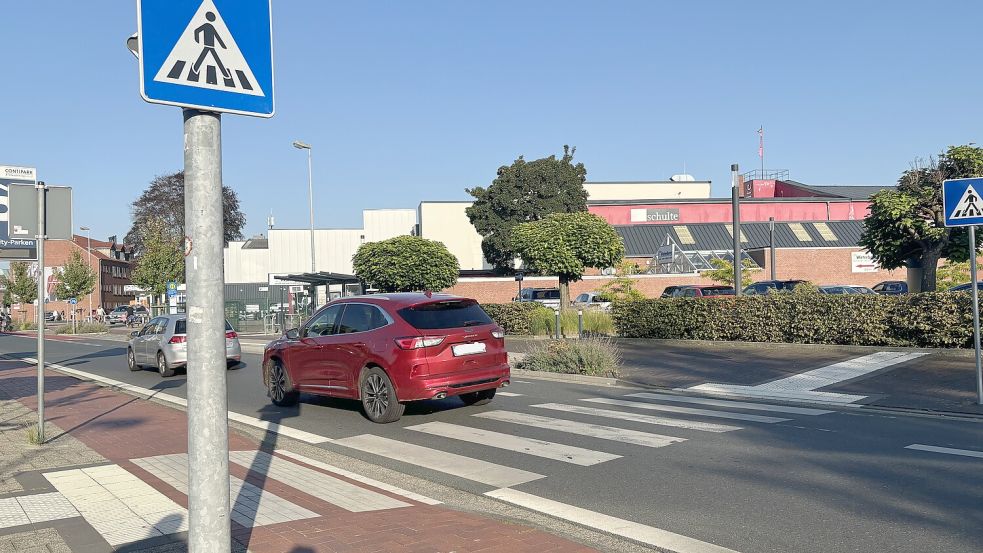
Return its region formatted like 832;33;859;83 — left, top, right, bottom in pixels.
183;108;231;553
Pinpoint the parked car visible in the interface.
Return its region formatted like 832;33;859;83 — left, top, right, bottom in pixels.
845;285;877;294
572;292;612;310
742;280;811;295
872;281;908;295
671;285;735;298
818;285;856;295
105;306;131;325
127;315;242;377
660;286;683;298
516;287;561;309
44;311;57;322
263;293;510;423
950;282;983;293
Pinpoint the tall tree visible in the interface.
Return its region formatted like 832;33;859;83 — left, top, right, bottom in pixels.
131;217;185;302
352;236;459;292
2;262;37;320
54;250;97;302
703;258;756;287
511;212;625;309
124;171;246;253
860;145;983;292
466;146;589;270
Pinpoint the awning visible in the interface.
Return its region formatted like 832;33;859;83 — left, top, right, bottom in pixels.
274;272;361;287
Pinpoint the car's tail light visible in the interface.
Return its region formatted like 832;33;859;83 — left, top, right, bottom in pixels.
168;335;187;344
395;336;445;349
226;331;238;339
491;329;505;339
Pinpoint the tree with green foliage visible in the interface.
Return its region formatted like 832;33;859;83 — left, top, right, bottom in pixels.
935;259;983;290
352;235;459;293
131;217;185;302
511;212;625;310
1;262;38;321
860;144;983;292
466;146;589;270
54;251;97;304
124;171;246;254
703;258;756;288
599;259;646;302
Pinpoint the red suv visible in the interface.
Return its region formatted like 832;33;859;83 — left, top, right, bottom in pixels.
262;293;510;423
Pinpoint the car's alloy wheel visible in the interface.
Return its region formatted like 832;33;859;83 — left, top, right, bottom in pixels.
127;349;140;371
157;352;175;377
360;368;405;424
268;360;299;407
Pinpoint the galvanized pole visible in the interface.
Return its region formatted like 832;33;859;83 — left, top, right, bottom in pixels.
769;217;777;280
731;164;742;295
970;225;983;405
307;147;315;274
183;109;231;553
35;182;46;443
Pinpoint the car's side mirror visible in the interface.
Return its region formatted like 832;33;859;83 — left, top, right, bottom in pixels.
285;328;300;340
129;331;139;339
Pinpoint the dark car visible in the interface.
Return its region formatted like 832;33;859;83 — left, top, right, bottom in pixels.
263;293;510;423
742;280;810;295
671;285;735;298
872;281;908;295
661;286;683;298
950;282;983;293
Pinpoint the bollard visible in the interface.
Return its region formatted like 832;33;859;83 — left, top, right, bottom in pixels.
578;310;584;339
554;309;561;339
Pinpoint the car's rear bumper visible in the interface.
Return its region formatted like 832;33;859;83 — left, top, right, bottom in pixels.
396;363;511;401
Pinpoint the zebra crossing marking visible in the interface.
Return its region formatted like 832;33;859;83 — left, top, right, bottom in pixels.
533;403;742;432
625;392;834;415
407;421;621;466
582;398;790;423
473;410;687;448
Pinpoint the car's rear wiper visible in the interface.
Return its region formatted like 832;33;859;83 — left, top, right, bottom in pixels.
462;320;484;327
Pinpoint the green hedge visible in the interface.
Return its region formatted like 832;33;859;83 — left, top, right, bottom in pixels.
611;291;976;348
481;303;554;335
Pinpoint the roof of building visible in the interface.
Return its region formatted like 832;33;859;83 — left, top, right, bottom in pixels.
616;220;867;257
242;236;268;249
781;181;895;200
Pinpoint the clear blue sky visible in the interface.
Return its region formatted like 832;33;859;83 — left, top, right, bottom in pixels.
1;0;980;242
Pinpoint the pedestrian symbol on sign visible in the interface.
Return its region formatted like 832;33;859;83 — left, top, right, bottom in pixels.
153;0;264;96
949;183;983;220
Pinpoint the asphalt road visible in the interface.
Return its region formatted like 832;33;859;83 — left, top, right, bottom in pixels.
2;333;981;553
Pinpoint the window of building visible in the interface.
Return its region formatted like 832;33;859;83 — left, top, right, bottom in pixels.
673;226;696;245
813;222;838;241
723;224;748;242
788;223;812;242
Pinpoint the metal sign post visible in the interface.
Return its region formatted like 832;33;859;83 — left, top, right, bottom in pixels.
136;2;275;550
35;182;46;442
941;177;983;405
731;163;742;295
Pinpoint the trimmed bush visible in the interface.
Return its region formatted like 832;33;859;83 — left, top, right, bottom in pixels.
517;337;621;377
612;292;976;348
480;303;554;335
54;322;109;335
483;303;614;336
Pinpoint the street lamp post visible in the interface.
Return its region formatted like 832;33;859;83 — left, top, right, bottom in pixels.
293;140;317;309
80;226;92;322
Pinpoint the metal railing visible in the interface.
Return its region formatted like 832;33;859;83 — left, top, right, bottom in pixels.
742;169;789;182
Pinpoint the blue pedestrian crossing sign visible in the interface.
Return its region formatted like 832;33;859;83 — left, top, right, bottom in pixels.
943;178;983;227
68;298;78;305
137;0;274;117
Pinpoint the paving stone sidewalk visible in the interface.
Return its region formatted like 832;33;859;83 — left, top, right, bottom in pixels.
0;359;598;553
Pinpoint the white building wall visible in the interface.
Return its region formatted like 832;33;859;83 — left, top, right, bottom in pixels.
584;181;711;201
224;242;271;283
418;202;489;271
362;209;417;242
268;228;364;275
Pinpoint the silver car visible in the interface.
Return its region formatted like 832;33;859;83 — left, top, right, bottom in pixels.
127;315;242;377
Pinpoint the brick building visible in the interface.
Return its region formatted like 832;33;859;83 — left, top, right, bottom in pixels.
11;236;136;322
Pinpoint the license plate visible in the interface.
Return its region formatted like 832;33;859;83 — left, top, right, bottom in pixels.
452;342;486;356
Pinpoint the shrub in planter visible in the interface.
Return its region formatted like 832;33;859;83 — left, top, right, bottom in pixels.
517;337;621;377
480;303;553;335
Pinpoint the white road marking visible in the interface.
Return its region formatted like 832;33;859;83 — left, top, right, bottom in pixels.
407;421;620;466
19;356;330;444
534;403;741;433
132;454;319;527
905;444;983;459
45;464;187;546
333;434;545;487
474;410;686;448
512;380;532;384
581;398;790;423
625;392;834;415
497;391;523;397
274;449;441;505
687;351;926;404
486;488;741;553
228;450;412;512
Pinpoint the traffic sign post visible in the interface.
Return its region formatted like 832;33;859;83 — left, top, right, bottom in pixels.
943;177;983;405
136;2;275;550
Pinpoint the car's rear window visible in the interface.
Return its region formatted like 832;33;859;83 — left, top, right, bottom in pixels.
398;300;494;330
532;290;559;300
704;288;735;296
174;320;234;334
